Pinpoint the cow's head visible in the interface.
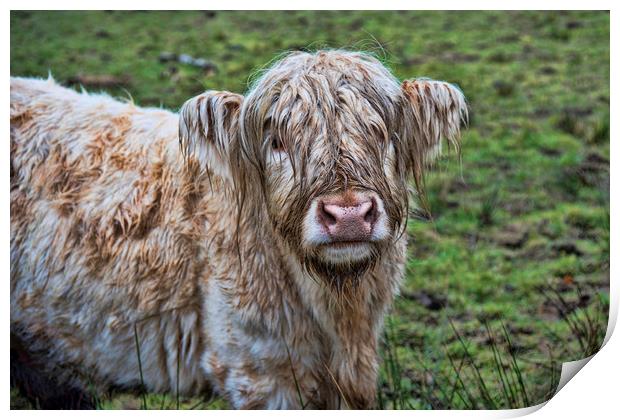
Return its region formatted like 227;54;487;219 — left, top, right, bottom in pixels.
180;50;467;288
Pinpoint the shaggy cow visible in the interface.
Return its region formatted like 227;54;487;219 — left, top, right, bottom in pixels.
10;50;467;409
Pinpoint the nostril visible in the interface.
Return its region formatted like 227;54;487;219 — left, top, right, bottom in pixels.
319;201;338;226
363;198;379;225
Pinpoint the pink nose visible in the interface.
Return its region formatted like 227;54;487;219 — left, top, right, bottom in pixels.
318;196;379;242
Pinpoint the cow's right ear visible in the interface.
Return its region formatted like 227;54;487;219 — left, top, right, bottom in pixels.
179;91;243;182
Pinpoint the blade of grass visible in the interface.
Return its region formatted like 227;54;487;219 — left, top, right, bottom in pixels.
388;321;405;409
323;362;350;409
86;377;101;409
446;357;466;407
383;317;407;409
133;324;148;410
176;337;181;410
449;320;497;409
382;328;398;408
412;351;454;409
485;322;516;408
189;400;205;410
540;286;586;354
545;345;558;401
376;382;385;410
444;347;476;409
501;322;529;407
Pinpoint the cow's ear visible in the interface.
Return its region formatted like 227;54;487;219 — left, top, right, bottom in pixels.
401;79;468;172
179;91;243;182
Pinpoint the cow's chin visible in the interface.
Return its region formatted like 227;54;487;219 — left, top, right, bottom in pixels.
302;242;381;290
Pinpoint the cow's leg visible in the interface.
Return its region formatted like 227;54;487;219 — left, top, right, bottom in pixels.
230;371;305;410
204;352;316;409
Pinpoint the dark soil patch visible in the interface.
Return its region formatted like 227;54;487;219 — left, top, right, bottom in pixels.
492;223;530;249
401;290;448;311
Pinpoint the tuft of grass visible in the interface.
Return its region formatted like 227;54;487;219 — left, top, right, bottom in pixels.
500;322;529;407
381;317;409;409
477;188;499;227
378;318;551;409
378;281;607;410
86;377;102;410
538;283;608;358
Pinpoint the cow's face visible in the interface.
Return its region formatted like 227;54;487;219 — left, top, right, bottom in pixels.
180;50;467;286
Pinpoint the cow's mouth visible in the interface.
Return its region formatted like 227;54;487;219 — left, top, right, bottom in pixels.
318;240;375;265
321;240;370;249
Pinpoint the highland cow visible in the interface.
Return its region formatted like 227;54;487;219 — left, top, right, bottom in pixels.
10;50;467;409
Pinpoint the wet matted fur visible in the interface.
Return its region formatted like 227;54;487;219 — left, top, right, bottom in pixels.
11;50;467;409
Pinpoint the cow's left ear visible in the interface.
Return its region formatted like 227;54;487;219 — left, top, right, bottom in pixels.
400;79;468;172
179;90;243;183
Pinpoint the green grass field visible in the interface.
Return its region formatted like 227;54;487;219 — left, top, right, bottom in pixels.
10;10;610;409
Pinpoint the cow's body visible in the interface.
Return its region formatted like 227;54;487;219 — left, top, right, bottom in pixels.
10;77;404;408
11;50;466;410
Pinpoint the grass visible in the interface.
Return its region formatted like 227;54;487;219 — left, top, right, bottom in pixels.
10;10;610;409
132;324;148;410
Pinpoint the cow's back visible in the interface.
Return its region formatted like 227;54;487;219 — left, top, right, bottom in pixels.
10;77;210;395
